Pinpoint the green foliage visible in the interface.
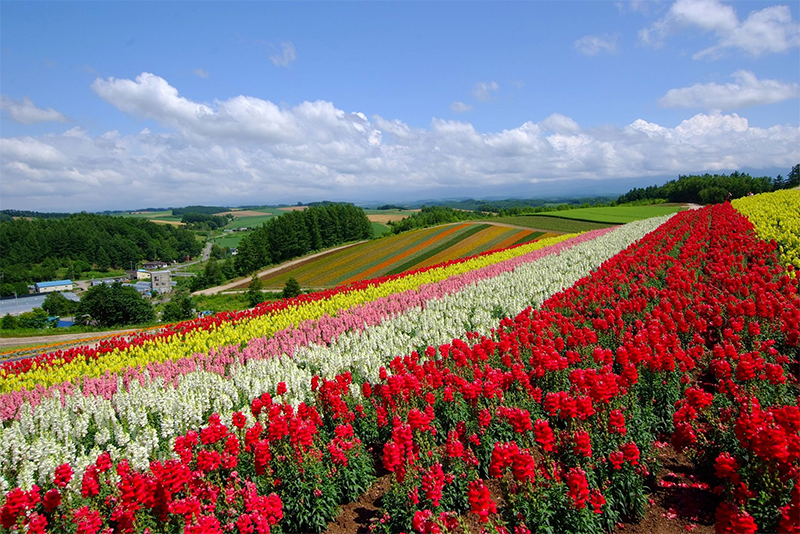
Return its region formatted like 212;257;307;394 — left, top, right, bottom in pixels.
617;167;799;205
171;205;229;216
180;212;231;229
77;281;155;327
245;275;266;307
0;282;29;298
282;277;301;299
0;212;203;287
162;290;195;322
0;314;18;329
42;291;76;316
16;308;53;329
234;203;372;275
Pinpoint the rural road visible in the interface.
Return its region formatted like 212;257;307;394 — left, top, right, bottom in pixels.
192;241;367;296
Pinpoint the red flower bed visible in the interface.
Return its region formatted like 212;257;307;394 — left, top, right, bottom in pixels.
3;204;797;534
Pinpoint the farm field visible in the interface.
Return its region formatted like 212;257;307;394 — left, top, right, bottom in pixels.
233;222;557;289
209;232;249;249
371;221;392;236
220;213;274;229
490;214;614;233
536;204;686;224
0;191;797;534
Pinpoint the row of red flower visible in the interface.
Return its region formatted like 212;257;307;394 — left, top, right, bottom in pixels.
2;204;797;533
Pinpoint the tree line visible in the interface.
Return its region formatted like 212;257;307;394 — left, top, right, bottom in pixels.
180;212;232;229
233;203;372;275
617;166;799;205
388;206;489;234
0;213;202;296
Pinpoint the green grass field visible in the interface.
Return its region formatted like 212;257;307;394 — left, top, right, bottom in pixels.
222;214;274;229
211;232;249;249
371;222;392;236
489;216;613;233
537;205;685;224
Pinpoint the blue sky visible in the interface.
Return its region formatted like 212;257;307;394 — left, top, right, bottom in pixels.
1;1;798;211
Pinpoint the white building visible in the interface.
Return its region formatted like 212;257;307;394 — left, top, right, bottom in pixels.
34;280;74;293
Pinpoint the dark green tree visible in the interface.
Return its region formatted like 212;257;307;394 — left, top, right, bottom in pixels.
17;308;52;329
0;314;19;330
245;275;266;307
77;282;155;327
162;289;195;322
42;292;76;316
788;164;800;188
282;277;301;299
203;260;225;287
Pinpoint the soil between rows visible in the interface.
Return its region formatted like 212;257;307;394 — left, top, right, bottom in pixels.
320;444;717;534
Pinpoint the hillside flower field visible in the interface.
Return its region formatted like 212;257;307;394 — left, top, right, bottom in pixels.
1;191;798;534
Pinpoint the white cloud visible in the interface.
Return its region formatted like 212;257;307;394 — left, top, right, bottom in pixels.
659;70;800;109
270;41;296;67
574;34;619;56
450;101;473;113
0;95;69;125
473;81;499;101
541;113;582;134
640;0;800;58
2;73;797;211
192;68;210;78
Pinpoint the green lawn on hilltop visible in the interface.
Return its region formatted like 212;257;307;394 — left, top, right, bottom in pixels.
222;214;274;229
536;205;686;224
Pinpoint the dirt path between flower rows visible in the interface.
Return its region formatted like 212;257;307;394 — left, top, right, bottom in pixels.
322;444;716;534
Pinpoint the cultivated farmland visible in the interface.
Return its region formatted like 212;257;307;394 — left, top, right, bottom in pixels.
233;222;556;289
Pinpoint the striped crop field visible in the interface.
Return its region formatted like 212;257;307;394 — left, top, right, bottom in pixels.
237;222;557;289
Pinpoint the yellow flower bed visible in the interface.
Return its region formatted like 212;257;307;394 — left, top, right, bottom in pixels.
733;189;800;270
0;233;579;393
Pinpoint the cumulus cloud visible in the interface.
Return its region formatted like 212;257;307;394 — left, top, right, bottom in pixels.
450;101;473;114
2;73;797;211
574;34;619;56
0;95;69;125
640;0;800;58
473;81;499;101
192;68;210;78
659;70;800;109
270;41;296;67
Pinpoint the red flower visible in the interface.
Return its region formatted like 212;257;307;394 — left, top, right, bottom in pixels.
534;419;556;453
572;430;592;458
589;489;606;514
276;382;287;396
714;452;741;485
621;442;640;466
43;488;62;512
95;451;112;473
232;411;247;429
467;479;497;523
566;467;590;509
53;462;73;488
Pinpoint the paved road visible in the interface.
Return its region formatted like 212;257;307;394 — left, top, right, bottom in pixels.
0;327;142;349
0;292;80;317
